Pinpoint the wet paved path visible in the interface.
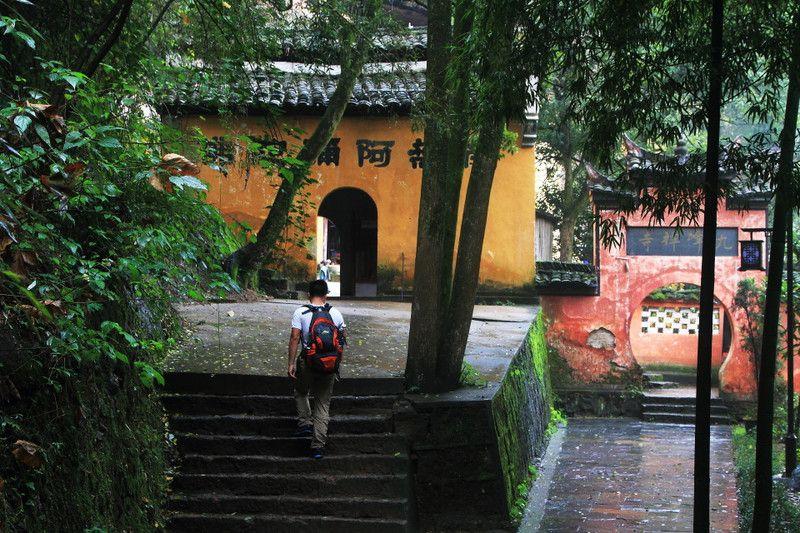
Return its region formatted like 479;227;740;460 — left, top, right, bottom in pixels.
539;418;738;532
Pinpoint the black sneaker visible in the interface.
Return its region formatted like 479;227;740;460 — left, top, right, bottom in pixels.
293;425;313;438
310;448;324;459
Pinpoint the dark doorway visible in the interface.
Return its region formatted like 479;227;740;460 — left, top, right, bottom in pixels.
318;188;378;297
722;312;732;354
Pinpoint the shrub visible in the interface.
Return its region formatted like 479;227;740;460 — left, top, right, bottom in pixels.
0;46;239;530
732;425;800;532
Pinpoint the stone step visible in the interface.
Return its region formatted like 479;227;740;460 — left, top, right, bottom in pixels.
646;380;680;389
170;414;390;436
167;493;408;519
642;403;729;415
165;372;404;396
175;433;407;456
641;395;725;406
171;473;408;498
162;393;397;416
659;372;701;385
179;453;408;475
642;412;732;425
643;372;664;381
167;512;408;533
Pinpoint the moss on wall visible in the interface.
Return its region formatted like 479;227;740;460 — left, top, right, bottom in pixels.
491;311;553;520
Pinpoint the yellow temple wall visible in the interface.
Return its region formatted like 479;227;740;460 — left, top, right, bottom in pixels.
173;114;537;287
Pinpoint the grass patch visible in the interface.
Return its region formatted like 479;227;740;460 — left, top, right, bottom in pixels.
460;361;489;388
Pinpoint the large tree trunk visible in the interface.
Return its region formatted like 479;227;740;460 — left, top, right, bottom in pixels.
432;0;519;389
233;0;378;282
436;116;505;389
751;9;800;528
693;0;723;530
405;0;456;392
435;1;473;330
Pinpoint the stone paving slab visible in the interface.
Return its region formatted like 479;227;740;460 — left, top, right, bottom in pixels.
166;299;536;381
538;418;738;532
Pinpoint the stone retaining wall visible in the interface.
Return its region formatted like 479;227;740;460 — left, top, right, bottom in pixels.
394;312;552;530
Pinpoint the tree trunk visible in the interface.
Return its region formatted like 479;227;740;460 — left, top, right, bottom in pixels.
751;9;800;528
693;0;723;530
559;192;590;263
436;116;505;389
558;121;578;262
233;0;378;282
432;0;519;389
435;0;473;329
405;0;454;392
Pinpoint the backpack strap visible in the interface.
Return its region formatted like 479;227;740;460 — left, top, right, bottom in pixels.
302;304;331;314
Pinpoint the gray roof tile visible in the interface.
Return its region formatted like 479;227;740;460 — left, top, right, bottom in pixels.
161;69;425;116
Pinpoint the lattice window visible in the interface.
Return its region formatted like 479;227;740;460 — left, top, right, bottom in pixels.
640;306;719;335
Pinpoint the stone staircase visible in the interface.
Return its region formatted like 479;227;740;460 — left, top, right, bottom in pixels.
641;394;732;425
162;372;413;532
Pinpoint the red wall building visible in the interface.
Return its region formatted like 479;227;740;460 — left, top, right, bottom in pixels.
536;138;790;399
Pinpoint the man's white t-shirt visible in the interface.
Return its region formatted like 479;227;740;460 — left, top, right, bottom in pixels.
292;304;346;347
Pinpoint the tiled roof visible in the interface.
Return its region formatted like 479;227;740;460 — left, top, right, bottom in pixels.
277;30;426;62
161;69;426;116
534;262;599;296
586;135;772;210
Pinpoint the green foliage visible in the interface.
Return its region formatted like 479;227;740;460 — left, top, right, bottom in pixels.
733;278;768;383
733;274;799;385
376;262;413;295
529;313;550;391
509;462;539;522
732;425;800;532
647;282;701;302
0;24;240;530
535;75;593;262
546;406;567;438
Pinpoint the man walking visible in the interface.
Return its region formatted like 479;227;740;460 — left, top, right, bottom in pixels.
288;280;345;459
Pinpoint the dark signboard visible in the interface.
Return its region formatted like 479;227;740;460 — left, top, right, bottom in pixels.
626;227;738;256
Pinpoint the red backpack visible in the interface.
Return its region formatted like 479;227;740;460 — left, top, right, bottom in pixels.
302;304;344;374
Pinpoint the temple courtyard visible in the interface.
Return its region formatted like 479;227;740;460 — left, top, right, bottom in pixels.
166;299;536;381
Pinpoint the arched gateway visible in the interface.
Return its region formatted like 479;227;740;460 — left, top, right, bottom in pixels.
628;283;733;372
317;187;378;297
537;138;769;398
